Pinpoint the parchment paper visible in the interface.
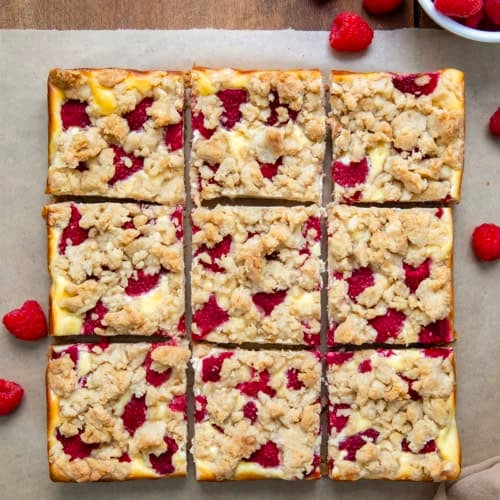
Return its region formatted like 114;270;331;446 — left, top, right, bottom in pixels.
0;29;499;500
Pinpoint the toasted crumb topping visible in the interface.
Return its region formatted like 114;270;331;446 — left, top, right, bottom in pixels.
46;202;184;337
326;348;460;481
330;69;464;202
47;342;189;482
327;205;453;345
191;205;323;345
190;68;325;204
192;345;321;480
47;68;184;204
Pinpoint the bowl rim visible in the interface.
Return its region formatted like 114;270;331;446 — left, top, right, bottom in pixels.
417;0;500;43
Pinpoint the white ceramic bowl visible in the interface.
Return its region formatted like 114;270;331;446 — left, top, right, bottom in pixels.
418;0;500;43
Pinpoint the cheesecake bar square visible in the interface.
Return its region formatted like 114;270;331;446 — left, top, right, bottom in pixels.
191;205;322;345
45;202;184;337
326;348;460;481
327;205;454;346
47;68;184;204
330;69;464;203
47;341;190;482
190;67;326;205
192;345;322;480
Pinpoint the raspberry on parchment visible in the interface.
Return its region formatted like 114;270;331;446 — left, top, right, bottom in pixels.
472;223;500;261
329;12;374;52
0;379;24;416
2;300;47;341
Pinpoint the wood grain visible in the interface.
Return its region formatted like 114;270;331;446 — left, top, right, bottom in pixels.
1;0;414;29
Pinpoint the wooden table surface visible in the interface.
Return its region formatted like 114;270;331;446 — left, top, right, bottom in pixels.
1;0;433;30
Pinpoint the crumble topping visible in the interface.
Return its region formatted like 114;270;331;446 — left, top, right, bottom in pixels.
330;69;464;203
47;68;184;204
192;345;321;480
47;342;189;482
191;205;322;345
326;348;460;481
190;68;326;205
327;205;454;345
45;202;184;337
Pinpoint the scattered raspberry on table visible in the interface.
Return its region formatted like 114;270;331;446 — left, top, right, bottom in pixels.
472;223;500;261
0;379;24;416
363;0;403;15
489;107;500;136
329;12;374;52
2;300;47;341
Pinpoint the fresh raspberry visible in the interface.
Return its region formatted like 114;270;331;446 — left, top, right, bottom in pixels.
125;269;162;296
435;0;483;17
252;289;287;316
402;438;437;454
484;0;500;24
81;300;108;335
347;267;375;301
399;374;421;401
266;90;298;126
195;235;232;273
339;429;379;461
0;379;24;415
195;395;208;422
462;8;484;27
302;216;322;242
368;309;406;343
472;223;500;260
58;204;89;255
358;359;372;373
201;352;234;382
424;347;452;359
168;395;187;417
108;145;144;186
333;158;369;187
489;108;500;136
164;121;183;151
392;72;439;96
329;12;374;52
217;89;248;129
144;351;172;387
122;395;146;435
326;351;354;366
403;258;431;293
363;0;403;14
2;300;47;341
242;401;258;424
124;97;153;131
149;436;178;475
60;100;91;130
247;441;281;468
192;111;215;139
419;318;452;343
56;429;98;460
192;295;230;339
286;369;304;390
236;370;276;398
329;403;350;433
259;157;282;179
51;345;79;365
170;205;184;239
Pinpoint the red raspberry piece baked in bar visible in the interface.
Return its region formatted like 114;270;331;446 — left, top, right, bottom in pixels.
47;342;189;482
327;205;454;345
44;202;184;337
329;69;464;203
47;68;184;204
190;68;325;205
191;205;322;345
326;348;460;481
192;345;321;480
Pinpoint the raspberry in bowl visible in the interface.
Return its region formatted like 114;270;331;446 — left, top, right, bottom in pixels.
418;0;500;42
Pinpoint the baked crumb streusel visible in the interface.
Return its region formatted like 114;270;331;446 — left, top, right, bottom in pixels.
192;344;321;480
326;348;460;481
45;202;184;337
47;341;189;482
